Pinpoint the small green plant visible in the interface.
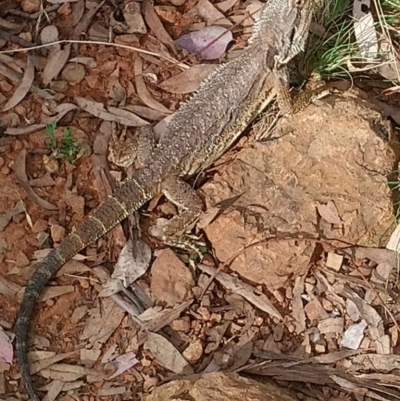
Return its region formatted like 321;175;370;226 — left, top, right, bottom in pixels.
45;122;57;150
189;244;209;263
306;0;400;80
45;123;80;164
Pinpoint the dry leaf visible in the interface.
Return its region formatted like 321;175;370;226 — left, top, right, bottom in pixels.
12;149;58;211
340;320;367;350
3;57;35;111
0;200;25;232
42;44;71;86
194;0;233;26
30;351;76;375
339;288;383;333
341;246;398;268
80;298;125;345
176;26;233;60
72;1;105;41
0;328;13;364
317;200;342;225
107;106;149;126
142;0;177;53
41;285;75;302
123;104;168;121
0;275;21;299
75;97;148;126
47;0;80;3
377;39;398;81
134;57;172;114
43;380;64;401
386;222;400;253
197;206;221;229
159;64;217;94
215;0;240;13
352;0;378;61
5;103;78;136
108;352;139;379
69;56;98;68
0;63;52;100
317;317;344;334
40;25;60;51
198;264;282;320
40;363;88;381
145;332;194;374
111;239;151;287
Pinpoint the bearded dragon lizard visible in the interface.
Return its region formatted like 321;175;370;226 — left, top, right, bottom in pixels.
15;1;320;400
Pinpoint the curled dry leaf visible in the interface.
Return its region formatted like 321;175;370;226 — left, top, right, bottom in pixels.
107;106;149;126
124;104;169;121
176;26;233;60
5;103;77;135
2;57;35;111
42;44;71;86
69;56;98;68
0;63;52;100
75;97;148;126
12;149;58;211
159;64;218;94
142;0;177;53
134;57;172;114
72;0;105;41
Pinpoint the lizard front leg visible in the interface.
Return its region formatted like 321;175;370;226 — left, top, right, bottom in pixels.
274;66;331;115
151;176;204;251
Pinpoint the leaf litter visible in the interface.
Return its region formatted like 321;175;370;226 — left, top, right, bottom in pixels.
1;1;400;400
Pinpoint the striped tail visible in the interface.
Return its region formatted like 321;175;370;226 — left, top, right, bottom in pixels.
15;178;155;401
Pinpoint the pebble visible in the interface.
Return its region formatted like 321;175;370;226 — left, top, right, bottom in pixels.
197;307;211;322
170;317;191;332
50;223;66;243
182;339;203;364
21;0;40;13
61;63;86;84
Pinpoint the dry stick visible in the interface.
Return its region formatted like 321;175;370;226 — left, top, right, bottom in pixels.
0;7;263;69
0;39;188;69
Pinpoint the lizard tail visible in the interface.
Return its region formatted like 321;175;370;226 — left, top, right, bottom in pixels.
15;179;155;401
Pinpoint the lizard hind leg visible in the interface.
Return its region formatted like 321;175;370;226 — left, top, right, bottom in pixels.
151;176;205;252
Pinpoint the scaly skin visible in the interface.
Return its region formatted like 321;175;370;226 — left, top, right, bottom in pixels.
15;1;313;400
